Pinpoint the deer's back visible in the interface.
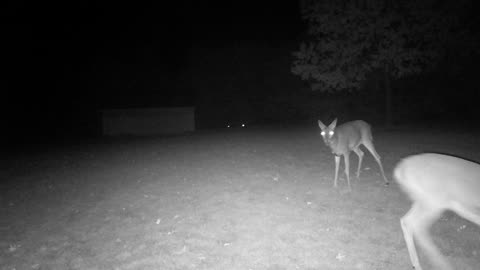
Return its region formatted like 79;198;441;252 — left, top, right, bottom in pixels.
332;120;371;154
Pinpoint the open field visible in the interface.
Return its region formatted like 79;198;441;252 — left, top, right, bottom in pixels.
2;125;480;270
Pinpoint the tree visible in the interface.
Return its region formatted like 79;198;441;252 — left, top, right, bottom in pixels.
292;0;475;125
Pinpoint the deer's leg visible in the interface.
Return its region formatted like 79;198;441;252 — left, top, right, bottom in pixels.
353;147;364;178
363;141;389;185
401;203;450;270
400;203;423;270
333;155;341;188
344;152;351;190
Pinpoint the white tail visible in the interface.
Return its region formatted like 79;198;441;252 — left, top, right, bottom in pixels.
394;153;480;270
318;119;388;189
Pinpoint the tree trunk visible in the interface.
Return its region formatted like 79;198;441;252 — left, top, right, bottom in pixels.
384;64;393;127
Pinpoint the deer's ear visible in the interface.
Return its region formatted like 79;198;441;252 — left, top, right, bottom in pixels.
318;120;326;129
329;118;337;129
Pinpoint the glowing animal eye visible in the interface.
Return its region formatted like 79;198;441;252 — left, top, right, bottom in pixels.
329;131;334;136
241;124;245;127
321;131;325;136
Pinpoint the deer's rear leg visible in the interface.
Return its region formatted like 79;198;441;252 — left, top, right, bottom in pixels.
363;140;389;185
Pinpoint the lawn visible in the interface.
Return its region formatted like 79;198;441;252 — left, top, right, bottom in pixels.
2;125;480;270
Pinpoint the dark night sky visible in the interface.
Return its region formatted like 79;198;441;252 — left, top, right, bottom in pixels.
5;0;303;139
6;1;301;105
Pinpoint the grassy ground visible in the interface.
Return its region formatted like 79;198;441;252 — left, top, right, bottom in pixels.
2;125;480;270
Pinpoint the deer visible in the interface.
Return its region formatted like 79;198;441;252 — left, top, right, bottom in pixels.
318;119;389;189
394;153;480;270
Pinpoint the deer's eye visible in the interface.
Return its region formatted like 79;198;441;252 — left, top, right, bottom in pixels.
329;131;334;136
321;131;325;136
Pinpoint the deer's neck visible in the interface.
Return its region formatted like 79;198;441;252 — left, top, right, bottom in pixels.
327;137;341;155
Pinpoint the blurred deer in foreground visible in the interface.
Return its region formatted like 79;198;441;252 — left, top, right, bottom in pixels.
395;153;480;270
318;119;389;189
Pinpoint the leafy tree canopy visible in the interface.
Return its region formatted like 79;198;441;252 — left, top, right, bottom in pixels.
292;0;477;91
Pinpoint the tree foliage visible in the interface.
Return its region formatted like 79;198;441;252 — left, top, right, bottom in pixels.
292;0;474;91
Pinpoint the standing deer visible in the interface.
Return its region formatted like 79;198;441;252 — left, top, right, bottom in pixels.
318;119;389;189
395;153;480;270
